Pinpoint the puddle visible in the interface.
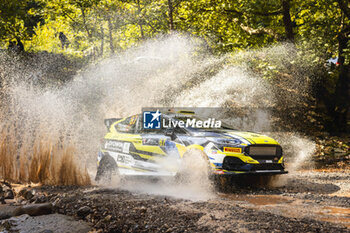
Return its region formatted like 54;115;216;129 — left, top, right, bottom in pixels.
221;194;291;206
319;206;350;228
222;194;350;228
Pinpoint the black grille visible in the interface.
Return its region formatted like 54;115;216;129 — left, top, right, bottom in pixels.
222;156;284;172
244;145;282;160
251;163;284;171
222;157;247;171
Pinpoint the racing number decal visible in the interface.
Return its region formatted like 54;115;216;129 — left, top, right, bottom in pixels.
159;139;166;147
123;142;130;153
129;115;137;125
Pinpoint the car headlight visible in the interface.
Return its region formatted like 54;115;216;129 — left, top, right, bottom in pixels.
206;137;241;145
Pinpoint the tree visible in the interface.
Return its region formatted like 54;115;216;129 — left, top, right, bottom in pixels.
334;0;350;132
0;0;44;46
293;0;349;133
281;0;294;41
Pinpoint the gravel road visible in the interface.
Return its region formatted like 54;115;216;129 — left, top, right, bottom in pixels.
1;170;349;232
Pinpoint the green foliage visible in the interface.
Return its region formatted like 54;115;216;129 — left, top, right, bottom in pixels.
176;0;286;53
0;0;346;61
0;0;45;42
293;0;342;57
0;0;349;132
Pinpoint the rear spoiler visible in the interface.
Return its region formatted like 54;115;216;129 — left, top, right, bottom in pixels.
104;118;121;131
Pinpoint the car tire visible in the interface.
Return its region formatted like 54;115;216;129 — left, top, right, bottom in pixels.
233;174;275;187
212;175;231;192
95;154;118;183
176;149;212;185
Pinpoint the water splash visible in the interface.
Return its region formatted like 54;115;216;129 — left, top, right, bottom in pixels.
0;35;316;196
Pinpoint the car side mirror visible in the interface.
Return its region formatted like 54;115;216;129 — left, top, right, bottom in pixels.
164;129;176;140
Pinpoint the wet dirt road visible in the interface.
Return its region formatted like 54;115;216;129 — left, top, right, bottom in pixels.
1;170;350;232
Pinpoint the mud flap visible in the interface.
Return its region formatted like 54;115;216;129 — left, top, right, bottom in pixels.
95;154;118;183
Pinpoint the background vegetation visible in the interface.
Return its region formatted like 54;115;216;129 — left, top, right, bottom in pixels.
0;0;350;134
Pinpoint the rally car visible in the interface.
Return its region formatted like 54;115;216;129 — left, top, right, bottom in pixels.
95;110;287;182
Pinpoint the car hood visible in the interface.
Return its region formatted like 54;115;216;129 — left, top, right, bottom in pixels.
189;129;279;145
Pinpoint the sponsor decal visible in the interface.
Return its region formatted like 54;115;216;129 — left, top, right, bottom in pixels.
223;147;242;153
105;140;130;153
214;170;225;174
123;142;130;153
142;138;159;146
116;153;134;165
105;140;124;151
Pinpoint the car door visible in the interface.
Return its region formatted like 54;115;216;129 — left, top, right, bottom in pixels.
133;114;170;160
103;115;143;169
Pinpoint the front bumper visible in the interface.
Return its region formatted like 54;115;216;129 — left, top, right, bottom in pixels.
212;152;287;176
214;170;288;176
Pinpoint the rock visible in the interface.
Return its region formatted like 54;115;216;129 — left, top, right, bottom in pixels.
18;188;34;200
4;189;14;199
40;230;54;233
33;195;48;204
52;197;60;207
0;212;11;220
77;206;91;218
13;203;53;217
104;215;112;222
16;196;28;205
0;218;15;231
1;181;11;189
334;148;346;154
2;214;91;233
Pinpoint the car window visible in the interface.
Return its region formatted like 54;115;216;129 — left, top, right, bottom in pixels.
115;115;138;133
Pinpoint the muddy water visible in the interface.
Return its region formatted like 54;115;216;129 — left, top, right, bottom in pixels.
319;207;350;228
220;194;350;228
0;36;317;186
219;170;350;229
1;170;349;232
221;194;292;205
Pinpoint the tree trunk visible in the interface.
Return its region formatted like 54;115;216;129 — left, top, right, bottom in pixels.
136;0;144;38
100;25;104;57
107;17;115;54
333;27;350;133
168;0;174;31
80;7;92;39
139;24;144;38
281;0;294;42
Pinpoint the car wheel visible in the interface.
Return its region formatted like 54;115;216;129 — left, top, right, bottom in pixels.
257;175;276;186
212;175;232;192
176;149;212;186
95;154;118;183
233;174;276;187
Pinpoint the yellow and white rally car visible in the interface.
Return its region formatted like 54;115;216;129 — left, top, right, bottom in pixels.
95;110;287;181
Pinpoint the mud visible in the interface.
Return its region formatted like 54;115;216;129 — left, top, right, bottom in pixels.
0;213;91;233
1;170;349;232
